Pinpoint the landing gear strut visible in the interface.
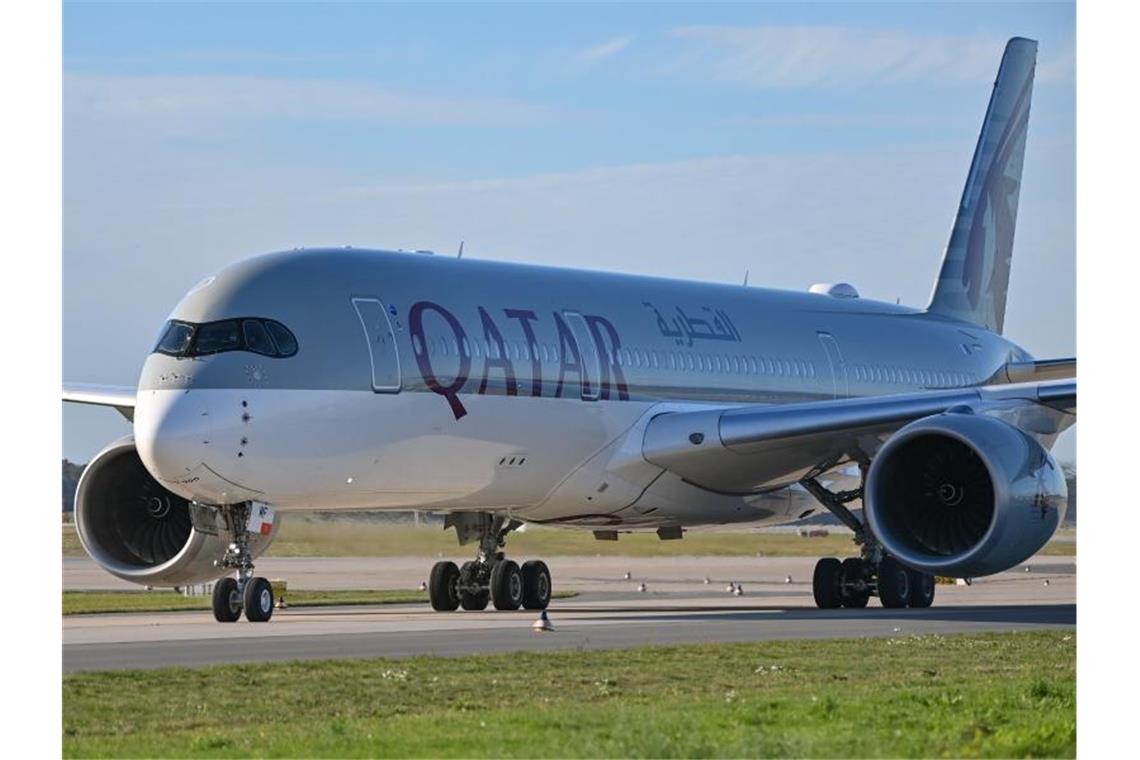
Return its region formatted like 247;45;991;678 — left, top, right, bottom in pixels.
801;473;935;610
428;514;552;612
210;502;275;622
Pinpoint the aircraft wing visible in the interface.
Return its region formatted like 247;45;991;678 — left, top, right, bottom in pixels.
63;383;136;421
642;378;1076;494
985;357;1076;385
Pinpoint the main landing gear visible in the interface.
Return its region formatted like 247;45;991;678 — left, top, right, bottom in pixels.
210;502;275;623
428;514;552;612
801;474;936;610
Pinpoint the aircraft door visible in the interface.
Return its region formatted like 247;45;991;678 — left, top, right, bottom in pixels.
817;332;849;400
351;298;402;393
562;311;602;401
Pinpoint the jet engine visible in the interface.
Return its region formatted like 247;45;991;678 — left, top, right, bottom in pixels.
865;410;1067;578
73;437;276;587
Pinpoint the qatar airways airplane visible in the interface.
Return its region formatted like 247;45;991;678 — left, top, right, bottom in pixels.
65;38;1074;623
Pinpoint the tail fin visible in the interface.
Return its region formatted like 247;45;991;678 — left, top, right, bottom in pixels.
927;37;1037;334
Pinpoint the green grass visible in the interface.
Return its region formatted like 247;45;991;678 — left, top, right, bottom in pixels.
63;589;577;616
62;631;1075;758
62;520;1077;559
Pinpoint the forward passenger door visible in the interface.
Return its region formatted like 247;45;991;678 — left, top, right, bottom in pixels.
351;297;402;392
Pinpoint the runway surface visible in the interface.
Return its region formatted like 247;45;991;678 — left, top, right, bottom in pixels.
63;554;1075;672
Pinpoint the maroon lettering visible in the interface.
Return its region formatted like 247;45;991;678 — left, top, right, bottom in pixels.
585;315;629;400
503;308;543;397
409;301;470;420
477;306;517;396
553;312;590;399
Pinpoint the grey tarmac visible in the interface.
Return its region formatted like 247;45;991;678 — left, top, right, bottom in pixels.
63;555;1075;673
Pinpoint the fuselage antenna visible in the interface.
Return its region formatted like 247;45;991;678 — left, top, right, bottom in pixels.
457;241;465;259
743;270;750;287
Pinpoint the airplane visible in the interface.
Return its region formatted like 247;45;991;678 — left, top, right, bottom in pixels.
64;37;1074;623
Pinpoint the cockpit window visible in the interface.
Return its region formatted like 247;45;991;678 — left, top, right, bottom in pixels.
193;320;242;355
152;318;298;358
264;321;298;357
242;319;276;356
155;321;194;356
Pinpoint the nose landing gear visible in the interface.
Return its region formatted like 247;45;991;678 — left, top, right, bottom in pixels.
209;502;275;623
428;514;552;612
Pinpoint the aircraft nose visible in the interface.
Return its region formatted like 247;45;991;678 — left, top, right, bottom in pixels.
134;390;211;486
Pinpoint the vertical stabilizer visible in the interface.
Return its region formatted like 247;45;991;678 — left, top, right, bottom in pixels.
927;37;1037;334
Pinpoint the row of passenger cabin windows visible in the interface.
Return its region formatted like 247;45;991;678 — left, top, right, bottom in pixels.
153;318;299;358
419;335;818;380
849;364;974;388
421;335;977;389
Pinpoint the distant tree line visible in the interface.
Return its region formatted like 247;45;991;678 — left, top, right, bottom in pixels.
62;460;85;512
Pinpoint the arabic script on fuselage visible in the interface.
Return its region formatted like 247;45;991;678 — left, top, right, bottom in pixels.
642;302;742;347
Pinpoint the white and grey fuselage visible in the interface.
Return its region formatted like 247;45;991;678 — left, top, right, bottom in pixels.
133;247;1038;530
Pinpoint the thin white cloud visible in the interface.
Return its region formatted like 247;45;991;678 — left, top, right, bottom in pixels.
1036;44;1076;85
661;26;1073;88
576;35;634;64
65;73;559;127
725;112;944;129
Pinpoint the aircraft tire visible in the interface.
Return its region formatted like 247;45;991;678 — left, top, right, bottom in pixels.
520;560;552;610
840;557;870;608
458;562;490;611
490;559;523;610
430;561;461;611
212;577;242;622
243;577;275;622
878;556;911;609
907;569;936;608
459;589;489;610
812;557;843;609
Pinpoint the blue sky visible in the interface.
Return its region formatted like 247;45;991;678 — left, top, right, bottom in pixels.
63;1;1075;462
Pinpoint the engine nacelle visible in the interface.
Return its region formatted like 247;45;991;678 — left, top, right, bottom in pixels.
74;437;276;587
865;411;1067;577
